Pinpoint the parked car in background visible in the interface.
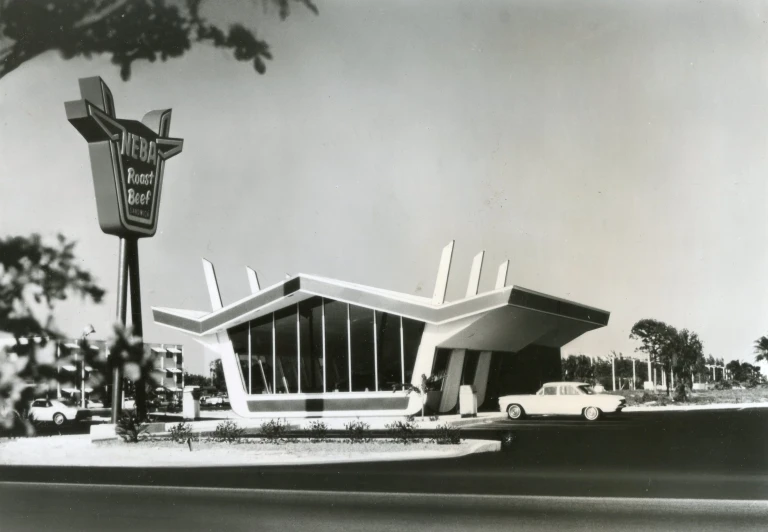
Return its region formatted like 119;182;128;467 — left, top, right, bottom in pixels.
28;399;80;426
201;395;228;407
499;382;626;421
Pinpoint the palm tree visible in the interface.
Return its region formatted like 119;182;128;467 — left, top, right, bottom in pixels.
754;335;768;364
392;373;445;418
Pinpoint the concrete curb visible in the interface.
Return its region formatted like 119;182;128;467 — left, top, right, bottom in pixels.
624;402;768;413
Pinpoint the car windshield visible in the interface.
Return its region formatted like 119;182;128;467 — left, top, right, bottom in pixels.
577;385;595;395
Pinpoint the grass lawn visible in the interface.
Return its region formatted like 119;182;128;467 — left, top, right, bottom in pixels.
621;386;768;406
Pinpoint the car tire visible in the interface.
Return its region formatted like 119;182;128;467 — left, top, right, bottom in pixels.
583;406;601;421
53;413;66;426
507;404;525;420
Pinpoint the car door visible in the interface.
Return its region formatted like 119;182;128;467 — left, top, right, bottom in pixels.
558;384;583;415
30;399;52;421
531;385;559;414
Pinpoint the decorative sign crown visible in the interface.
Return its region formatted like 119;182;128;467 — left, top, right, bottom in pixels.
65;77;183;238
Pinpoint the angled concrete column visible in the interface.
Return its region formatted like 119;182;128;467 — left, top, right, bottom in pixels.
439;349;466;413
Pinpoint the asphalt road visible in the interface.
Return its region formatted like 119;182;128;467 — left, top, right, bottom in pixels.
1;483;767;532
1;408;766;530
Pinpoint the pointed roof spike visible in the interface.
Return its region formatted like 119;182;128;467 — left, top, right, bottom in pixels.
202;258;223;311
246;267;261;294
432;240;455;305
465;251;485;298
495;260;509;289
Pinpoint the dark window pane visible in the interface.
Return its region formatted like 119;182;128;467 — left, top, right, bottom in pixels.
299;297;324;393
402;317;425;383
350;305;375;392
462;350;480;385
432;348;452;389
376;311;402;390
274;306;298;393
323;300;349;392
250;314;273;394
228;323;249;390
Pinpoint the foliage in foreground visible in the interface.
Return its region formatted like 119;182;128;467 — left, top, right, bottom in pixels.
169;421;193;443
116;411;149;443
306;420;328;442
259;418;288;440
213;420;246;443
343;419;371;443
431;423;461;445
385;420;417;444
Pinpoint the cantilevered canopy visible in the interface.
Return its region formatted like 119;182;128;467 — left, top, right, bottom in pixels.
152;273;609;346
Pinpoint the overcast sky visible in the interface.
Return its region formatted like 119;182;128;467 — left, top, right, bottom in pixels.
2;0;767;375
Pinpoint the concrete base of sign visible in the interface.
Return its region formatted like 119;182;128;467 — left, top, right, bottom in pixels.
692;383;709;391
643;381;655;391
90;423;117;442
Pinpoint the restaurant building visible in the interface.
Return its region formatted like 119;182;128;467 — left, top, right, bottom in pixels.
152;242;609;418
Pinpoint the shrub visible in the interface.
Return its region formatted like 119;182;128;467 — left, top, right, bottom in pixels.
640;392;656;404
343;419;371;443
673;382;690;403
714;381;732;390
260;418;289;441
428;415;439;422
115;412;149;443
213;420;245;443
432;423;461;445
306;420;328;442
385;420;417;444
169;421;193;443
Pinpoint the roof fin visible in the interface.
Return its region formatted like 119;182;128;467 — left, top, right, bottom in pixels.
246;267;260;294
202;258;223;311
432;240;455;305
465;251;484;298
495;260;509;289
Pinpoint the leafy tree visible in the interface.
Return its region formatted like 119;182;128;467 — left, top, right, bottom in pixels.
209;358;226;393
0;234;106;433
562;354;595;383
754;335;768;364
630;319;678;394
0;234;105;338
671;329;704;387
183;372;209;387
0;0;318;82
725;360;762;386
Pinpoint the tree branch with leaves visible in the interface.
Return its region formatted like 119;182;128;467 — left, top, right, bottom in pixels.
0;0;318;81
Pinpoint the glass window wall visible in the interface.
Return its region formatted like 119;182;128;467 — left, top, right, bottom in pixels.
350;306;375;391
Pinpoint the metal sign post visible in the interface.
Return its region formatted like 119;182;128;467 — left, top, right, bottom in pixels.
66;77;183;423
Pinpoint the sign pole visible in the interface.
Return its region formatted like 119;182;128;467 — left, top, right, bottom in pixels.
112;237;129;423
126;238;147;420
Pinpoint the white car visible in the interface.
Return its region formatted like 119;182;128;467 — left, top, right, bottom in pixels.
28;399;80;426
499;382;626;421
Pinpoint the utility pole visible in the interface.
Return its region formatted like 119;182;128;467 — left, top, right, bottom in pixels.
632;358;636;390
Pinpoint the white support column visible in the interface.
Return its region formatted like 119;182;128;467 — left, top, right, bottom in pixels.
246;267;260;294
321;298;327;393
202;258;223;311
399;316;405;385
432;241;455;305
465;251;485;298
611;356;616;391
648;357;653;386
346;303;352;392
296;303;301;393
247;322;252;394
373;310;379;391
271;313;276;393
495;260;509;289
